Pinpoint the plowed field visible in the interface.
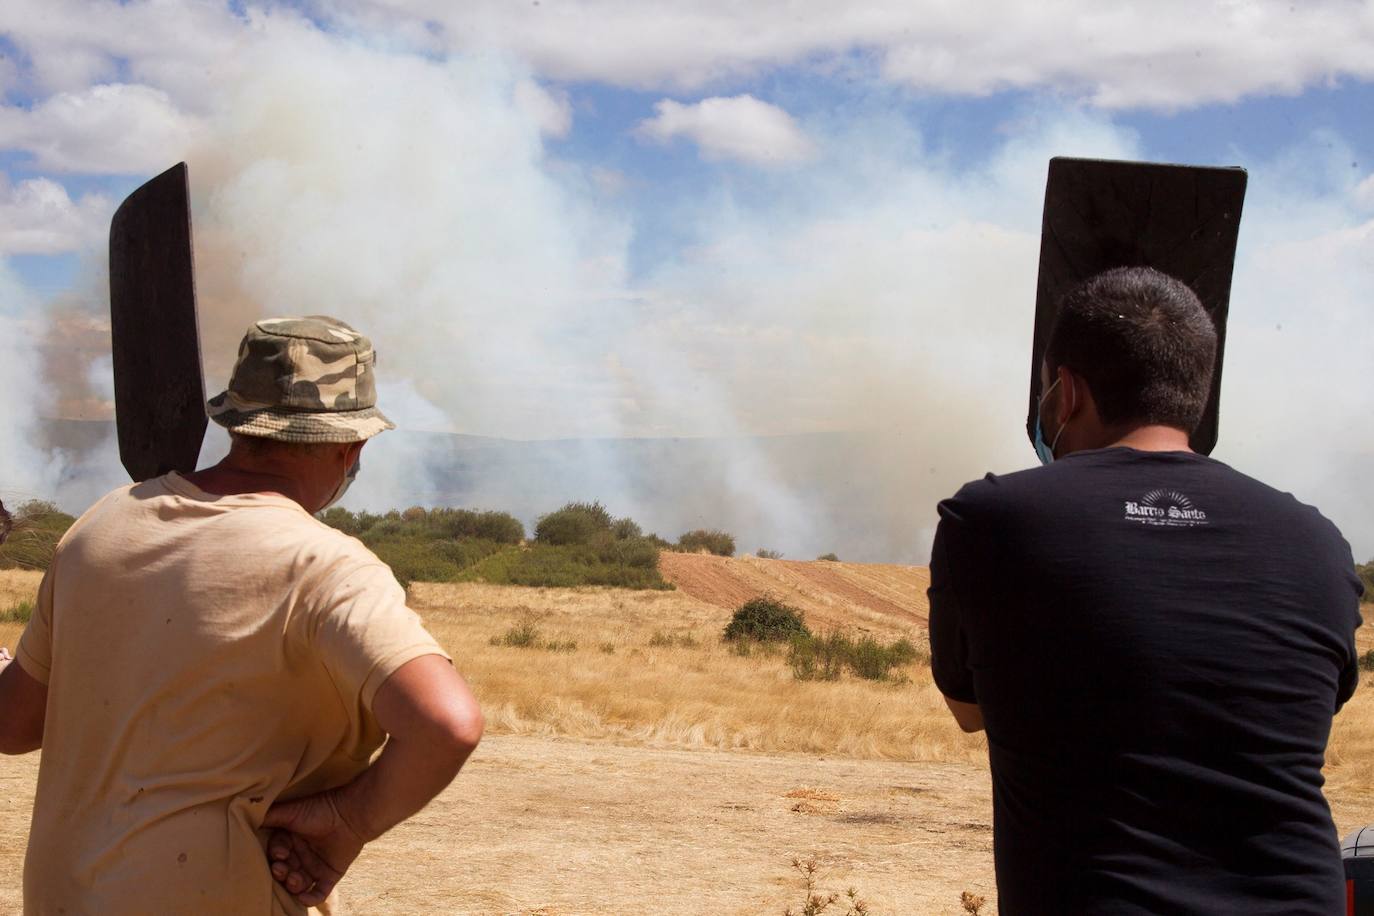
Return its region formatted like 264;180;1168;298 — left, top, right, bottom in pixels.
658;552;930;639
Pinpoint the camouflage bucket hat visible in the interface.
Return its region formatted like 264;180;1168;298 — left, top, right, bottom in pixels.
207;316;395;443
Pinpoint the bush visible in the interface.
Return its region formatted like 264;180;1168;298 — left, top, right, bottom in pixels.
611;517;643;540
535;501;614;545
817;553;839;562
488;619;577;652
459;539;671;590
756;548;783;560
466;502;667;588
787;631;846;682
788;632;922;682
319;505;525;586
0;500;76;572
677;529;735;557
648;630;699;649
324;506;524;545
1360;649;1374;673
724;598;810;643
844;636;920;680
491;620;540;648
1358;560;1374;601
368;537;508;588
1;600;34;624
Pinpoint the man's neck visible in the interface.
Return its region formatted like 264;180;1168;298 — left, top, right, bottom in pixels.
183;459;305;505
1105;424;1194;453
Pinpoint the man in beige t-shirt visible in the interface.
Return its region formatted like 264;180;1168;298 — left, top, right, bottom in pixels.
0;316;484;914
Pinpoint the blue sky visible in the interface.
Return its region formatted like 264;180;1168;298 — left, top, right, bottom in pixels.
1;1;1372;560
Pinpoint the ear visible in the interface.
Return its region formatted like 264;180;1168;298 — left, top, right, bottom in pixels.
1056;365;1081;421
344;440;366;464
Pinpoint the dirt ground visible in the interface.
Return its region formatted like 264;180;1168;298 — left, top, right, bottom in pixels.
3;734;1373;916
2;568;1371;914
0;735;1000;915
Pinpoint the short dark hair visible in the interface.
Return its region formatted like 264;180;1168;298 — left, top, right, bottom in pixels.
1046;266;1217;432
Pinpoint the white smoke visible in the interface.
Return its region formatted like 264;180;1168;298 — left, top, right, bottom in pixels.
0;260;59;506
1;11;1371;564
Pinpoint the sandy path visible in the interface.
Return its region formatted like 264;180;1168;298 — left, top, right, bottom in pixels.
3;736;1372;915
0;735;999;915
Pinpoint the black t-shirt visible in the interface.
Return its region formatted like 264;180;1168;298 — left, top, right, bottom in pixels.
929;447;1364;916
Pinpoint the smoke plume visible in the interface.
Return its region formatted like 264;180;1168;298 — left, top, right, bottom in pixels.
3;13;1372;564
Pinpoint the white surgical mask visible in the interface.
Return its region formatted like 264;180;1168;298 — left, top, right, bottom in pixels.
321;456;361;511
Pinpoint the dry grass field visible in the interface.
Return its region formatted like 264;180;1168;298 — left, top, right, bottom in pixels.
0;563;1371;914
0;569;40;651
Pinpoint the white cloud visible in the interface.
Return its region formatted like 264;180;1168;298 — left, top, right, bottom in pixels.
637;95;813;165
305;0;1374;109
0;0;248;107
8;1;1367;112
0;83;203;174
0;177;112;255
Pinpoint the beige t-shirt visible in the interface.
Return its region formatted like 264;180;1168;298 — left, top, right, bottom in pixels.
14;473;449;916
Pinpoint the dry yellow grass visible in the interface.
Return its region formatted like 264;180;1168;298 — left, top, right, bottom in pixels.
409;581;979;763
1327;611;1374;802
0;569;42;650
0;571;1368;914
4;565;1370;791
414;581;1374;797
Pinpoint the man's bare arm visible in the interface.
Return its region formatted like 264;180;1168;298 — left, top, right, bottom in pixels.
263;654;484;906
0;649;47;754
944;696;985;734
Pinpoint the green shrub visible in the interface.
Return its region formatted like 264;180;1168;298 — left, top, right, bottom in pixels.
535;501;614;545
787;632;846;682
367;536;507;588
756;548;783;560
323;506;524;545
329;501;672;590
724;598;810;643
817;553;839;562
787;632;923;682
458;540;671;590
844;636;919;680
428;508;525;544
0;500;76;572
1;600;34;624
648;630;699;649
611;517;643;540
1358;560;1374;601
677;529;735;557
491;620;541;648
1360;649;1374;672
319;505;525;587
488;620;577;652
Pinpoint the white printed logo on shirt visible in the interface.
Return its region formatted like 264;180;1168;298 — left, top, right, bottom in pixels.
1123;489;1209;527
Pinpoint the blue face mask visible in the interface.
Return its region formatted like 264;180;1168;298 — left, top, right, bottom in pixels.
1033;377;1071;466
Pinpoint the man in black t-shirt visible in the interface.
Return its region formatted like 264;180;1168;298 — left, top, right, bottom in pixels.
929;266;1364;915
